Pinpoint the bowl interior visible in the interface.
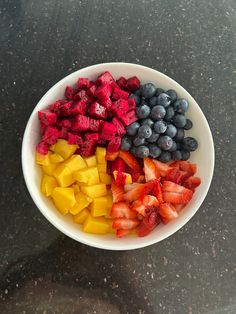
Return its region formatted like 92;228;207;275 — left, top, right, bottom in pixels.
22;63;214;250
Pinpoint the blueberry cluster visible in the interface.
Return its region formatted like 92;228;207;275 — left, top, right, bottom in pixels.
121;83;198;162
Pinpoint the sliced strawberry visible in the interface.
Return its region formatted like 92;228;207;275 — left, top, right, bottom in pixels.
166;168;189;184
111;181;124;202
159;203;178;222
137;175;145;183
184;176;201;189
175;204;185;213
112;218;140;230
111;157;126;173
137;208;161;237
155;180;164;204
132;195;159;216
116;229;130;238
162;181;193;204
127;167;143;183
143;158;160;181
152;159;172;177
113;171;128;186
170;161;197;176
124;183;142;192
111;202;137;219
119;150;142;172
124;183;147;202
105;151;119;161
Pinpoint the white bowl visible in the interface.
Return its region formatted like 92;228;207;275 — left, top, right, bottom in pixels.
22;62;214;250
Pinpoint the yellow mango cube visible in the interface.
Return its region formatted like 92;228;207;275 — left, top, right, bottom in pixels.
50;153;64;163
99;172;112;184
52;139;77;160
80;184;107;198
113;171;132;184
83;215;110;234
107;219;116;234
89;196;109;217
42;163;58;176
96;147;106;164
54;164;74;187
72;184;80;194
64;155;87;172
84;155;97;167
70;192;92;215
72;208;89;224
97;163;107;173
51;187;76;215
74;167;100;186
36;152;50;166
106;193;113;210
41;175;58;196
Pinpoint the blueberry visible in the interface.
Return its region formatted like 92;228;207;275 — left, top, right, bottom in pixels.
158;151;171;163
136;145;150;158
148;144;162;158
173;99;189;113
121;137;132;151
136;104;151;119
151;105;166;120
184;119;193;130
147;132;160;143
172;150;182;160
173;114;187;128
134;88;142;96
138;125;152;139
166;89;177;103
176;142;181;150
168;141;177;152
141;118;154;129
129;93;140;106
154;120;167;134
164;106;175;122
181;137;198;152
149;96;158;108
157;135;173;151
131;146;137;156
157;93;171;107
181;150;190;160
174;128;185;142
156;88;164;96
165;123;177;138
141;83;156;99
133;136;146;146
126;122;140;136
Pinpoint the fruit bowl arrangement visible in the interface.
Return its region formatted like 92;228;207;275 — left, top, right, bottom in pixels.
22;63;214;250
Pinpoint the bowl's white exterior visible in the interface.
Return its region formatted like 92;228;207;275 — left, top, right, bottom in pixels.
22;63;214;250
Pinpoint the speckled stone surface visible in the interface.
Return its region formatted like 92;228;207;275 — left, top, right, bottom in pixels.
0;0;236;313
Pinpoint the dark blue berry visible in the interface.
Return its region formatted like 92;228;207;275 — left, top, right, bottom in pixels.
130;146;137;156
172;150;182;160
126;122;140;136
181;137;198;152
156;88;164;96
158;151;171;163
136;145;150;158
164;106;175;122
166;89;177;103
133;136;146;146
157;136;173;151
181;150;190;160
173;114;187;128
141;118;154;129
184;119;193;130
149;96;158;108
151;105;166;120
147;132;160;143
148;144;162;158
138;125;152;139
141;83;156;99
165;123;177;138
121;137;132;151
169;141;177;152
157;93;171;107
154;120;167;134
134;88;142;96
136;104;151;119
174;128;185;142
173;99;189;113
129;93;140;106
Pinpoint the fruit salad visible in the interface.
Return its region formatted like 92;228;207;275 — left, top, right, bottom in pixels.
36;71;201;237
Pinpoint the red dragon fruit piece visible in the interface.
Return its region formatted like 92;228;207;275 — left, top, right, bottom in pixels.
119;110;138;126
60;127;68;140
40;121;47;135
87;84;97;97
89;119;103;132
36;141;50;155
77;78;90;90
71;115;90;132
38;110;57;125
68;132;83;145
111;99;129;119
97;71;114;85
70;100;88;116
100;122;117;140
73;89;91;102
112;87;129;100
111;81;120;91
65;85;77;100
128;98;136;111
59;101;73;117
107;136;121;152
112;117;126;136
94;83;112;101
48;100;67;113
61;119;72;129
89;102;107;120
84;132;99;145
100;97;112;109
97;138;107;146
43;126;61;145
126;76;140;91
116;76;127;90
79;140;96;157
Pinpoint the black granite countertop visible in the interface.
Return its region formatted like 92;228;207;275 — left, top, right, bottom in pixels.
1;0;236;313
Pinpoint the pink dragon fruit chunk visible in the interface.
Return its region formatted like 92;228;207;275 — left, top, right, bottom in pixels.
119;110;138;126
112;87;129;100
65;85;77;100
79;141;96;157
100;97;112;109
89;102;107;120
87;84;97;97
36;141;50;155
61;119;72;129
89;119;103;132
43;126;61;145
48;100;67;113
111;99;129;119
128;98;136;111
97;138;107;146
77;78;90;90
60;127;68;139
38;110;57;125
59;101;73;117
100;122;116;140
68;133;83;145
126;76;140;91
84;132;99;145
112;117;126;136
71;115;90;132
73;90;91;102
70;100;87;116
40;121;47;135
94;83;112;101
111;81;120;91
116;76;127;90
107;136;121;152
97;71;114;85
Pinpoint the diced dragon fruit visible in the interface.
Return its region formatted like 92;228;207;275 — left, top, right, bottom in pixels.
60;127;68;139
111;99;129;119
42;126;61;145
97;138;107;146
126;76;140;91
65;85;77;100
79;141;96;157
94;83;112;101
71;115;90;132
36;141;50;155
111;81;120;91
89;102;107;119
100;122;116;140
48;100;67;113
97;71;114;85
87;84;97;97
89;119;103;132
73;89;91;102
40;121;47;135
116;76;127;90
70;100;87;116
112;87;129;100
59;101;73;117
77;78;90;90
128;98;136;111
112;117;126;136
61;119;72;129
107;136;121;152
84;132;99;145
100;97;112;109
38;110;57;125
119;110;138;126
68;132;83;145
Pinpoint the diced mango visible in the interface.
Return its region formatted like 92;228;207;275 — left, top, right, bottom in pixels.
49;143;56;151
74;167;100;186
36;152;50;166
113;171;132;184
96;147;106;164
70;192;92;215
99;172;112;184
72;208;90;224
42;163;58;176
52;139;77;160
97;163;107;173
80;184;107;198
83;215;110;234
54;164;74;187
51;187;76;215
50;153;64;163
64;155;87;172
107;219;116;234
89;196;109;217
72;184;80;194
106;193;113;209
41;175;58;196
84;155;97;167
